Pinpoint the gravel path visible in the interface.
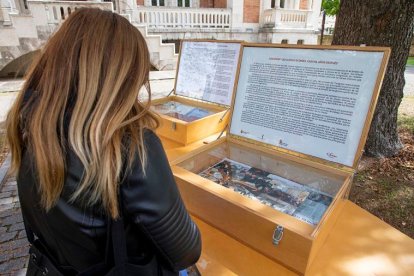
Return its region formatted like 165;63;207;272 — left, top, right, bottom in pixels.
404;69;414;96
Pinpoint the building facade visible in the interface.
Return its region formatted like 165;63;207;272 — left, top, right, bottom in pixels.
0;0;323;76
129;0;322;44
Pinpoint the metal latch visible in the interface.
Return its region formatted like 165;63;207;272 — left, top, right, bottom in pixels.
167;88;175;97
272;226;284;246
171;122;177;131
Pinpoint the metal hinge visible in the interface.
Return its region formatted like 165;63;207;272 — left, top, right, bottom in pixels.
272;225;284;246
167;88;175;97
219;108;230;123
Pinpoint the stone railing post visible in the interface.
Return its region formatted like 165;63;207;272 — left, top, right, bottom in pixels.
0;0;13;25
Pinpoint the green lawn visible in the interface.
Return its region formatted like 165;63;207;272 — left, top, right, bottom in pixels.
398;115;414;133
407;57;414;66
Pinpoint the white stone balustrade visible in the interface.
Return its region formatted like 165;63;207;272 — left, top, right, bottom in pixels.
262;8;311;29
28;0;113;25
1;0;18;26
135;6;231;29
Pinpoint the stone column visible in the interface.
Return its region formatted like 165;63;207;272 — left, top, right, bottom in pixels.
12;0;29;14
165;0;176;7
260;0;271;25
295;0;300;9
192;0;200;8
275;0;280;8
227;0;243;29
308;0;321;29
262;0;271;10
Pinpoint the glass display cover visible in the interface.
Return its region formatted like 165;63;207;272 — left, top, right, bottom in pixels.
178;142;345;225
152;101;215;122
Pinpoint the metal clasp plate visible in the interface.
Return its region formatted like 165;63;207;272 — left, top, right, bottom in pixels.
171;122;177;131
273;225;284;246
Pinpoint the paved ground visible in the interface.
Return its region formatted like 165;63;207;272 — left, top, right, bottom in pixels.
0;93;18;122
0;176;28;276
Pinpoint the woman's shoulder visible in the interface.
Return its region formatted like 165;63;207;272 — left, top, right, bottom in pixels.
143;128;160;143
124;128;166;174
142;128;164;153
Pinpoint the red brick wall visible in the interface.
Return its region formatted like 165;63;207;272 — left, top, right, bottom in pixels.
244;0;260;23
300;0;308;10
200;0;213;8
136;0;144;5
214;0;226;8
200;0;227;8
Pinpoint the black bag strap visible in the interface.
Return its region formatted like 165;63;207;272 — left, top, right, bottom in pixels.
104;216;115;267
110;218;127;274
110;190;128;275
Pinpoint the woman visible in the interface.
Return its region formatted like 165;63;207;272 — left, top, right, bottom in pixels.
6;8;201;275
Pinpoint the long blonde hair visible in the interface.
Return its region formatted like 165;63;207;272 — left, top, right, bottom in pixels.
6;8;158;218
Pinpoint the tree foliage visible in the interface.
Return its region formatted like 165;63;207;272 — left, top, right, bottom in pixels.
322;0;340;16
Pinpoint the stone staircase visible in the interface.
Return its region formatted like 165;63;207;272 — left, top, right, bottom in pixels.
0;1;178;76
134;24;178;70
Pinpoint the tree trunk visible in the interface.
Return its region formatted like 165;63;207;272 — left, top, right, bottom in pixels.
332;0;414;157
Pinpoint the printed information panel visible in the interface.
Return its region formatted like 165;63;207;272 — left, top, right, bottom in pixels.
175;41;241;106
230;47;384;167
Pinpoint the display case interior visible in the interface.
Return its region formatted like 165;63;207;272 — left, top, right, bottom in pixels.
152;100;216;123
171;44;391;273
152;40;241;145
178;140;345;227
172;137;352;273
151;95;228;145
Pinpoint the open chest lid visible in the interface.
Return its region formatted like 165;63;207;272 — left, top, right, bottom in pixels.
229;44;391;171
174;40;242;107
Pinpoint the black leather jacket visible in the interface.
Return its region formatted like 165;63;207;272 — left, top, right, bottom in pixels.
17;130;201;274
